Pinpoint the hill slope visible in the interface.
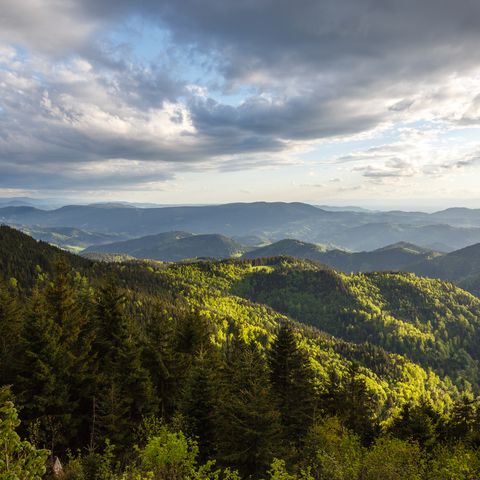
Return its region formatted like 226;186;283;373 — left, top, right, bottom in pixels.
4;202;480;251
412;242;480;282
0;201;329;237
0;227;463;409
16;225;128;252
244;239;439;272
243;239;329;260
328;222;480;251
0;225;91;287
6;229;479;477
232;262;480;386
83;231;246;260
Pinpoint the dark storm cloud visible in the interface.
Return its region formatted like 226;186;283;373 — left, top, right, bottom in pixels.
189;95;382;141
78;0;480;76
3;0;480;190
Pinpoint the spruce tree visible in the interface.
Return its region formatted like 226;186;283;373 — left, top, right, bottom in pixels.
93;280;156;449
44;261;94;448
336;364;379;444
180;348;220;461
142;311;180;419
216;338;282;478
268;321;316;445
18;287;71;453
0;279;22;386
390;399;439;447
446;393;478;443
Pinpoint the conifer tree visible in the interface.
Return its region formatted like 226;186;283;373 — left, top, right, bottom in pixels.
142;312;178;419
18;264;92;453
0;279;22;386
216;338;282;478
19;287;71;453
44;261;94;448
336;364;379;444
93;280;156;448
390;399;439;447
445;393;478;443
268;321;317;445
180;348;221;461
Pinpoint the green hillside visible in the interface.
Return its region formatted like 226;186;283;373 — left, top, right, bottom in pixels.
233;265;480;387
412;242;480;282
83;231;247;260
0;225;91;287
243;238;329;261
244;239;440;273
3;226;480;478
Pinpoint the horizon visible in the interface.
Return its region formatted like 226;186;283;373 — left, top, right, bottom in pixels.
2;1;480;206
1;195;480;214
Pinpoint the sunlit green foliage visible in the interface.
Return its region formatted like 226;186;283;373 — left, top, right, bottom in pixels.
3;226;480;478
0;391;49;480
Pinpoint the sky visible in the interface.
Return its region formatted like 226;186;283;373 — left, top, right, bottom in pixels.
2;0;480;209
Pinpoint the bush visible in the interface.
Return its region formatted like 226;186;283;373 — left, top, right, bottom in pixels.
0;397;49;480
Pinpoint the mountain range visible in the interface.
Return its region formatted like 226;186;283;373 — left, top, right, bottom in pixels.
3;200;480;295
79;230;446;274
4;201;480;251
244;239;441;271
79;230;480;296
3;223;480;393
3;223;480;477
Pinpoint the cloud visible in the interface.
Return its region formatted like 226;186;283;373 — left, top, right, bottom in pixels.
0;0;100;55
354;158;419;179
336;126;480;188
3;0;480;191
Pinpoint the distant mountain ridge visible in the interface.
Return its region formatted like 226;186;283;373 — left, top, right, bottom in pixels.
15;225;129;252
83;231;246;261
244;239;440;272
242;238;329;260
6;218;480;296
411;243;480;282
4;201;480;251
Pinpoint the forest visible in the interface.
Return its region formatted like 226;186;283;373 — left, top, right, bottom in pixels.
2;226;480;479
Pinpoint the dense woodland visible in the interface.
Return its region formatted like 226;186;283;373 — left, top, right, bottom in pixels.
3;226;480;479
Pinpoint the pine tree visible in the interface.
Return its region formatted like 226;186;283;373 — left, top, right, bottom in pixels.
268;321;317;445
44;261;94;449
142;311;179;419
390;399;439;447
336;364;379;444
18;287;71;453
0;279;22;386
93;280;156;449
215;338;282;478
445;393;478;443
180;348;221;461
18;264;92;453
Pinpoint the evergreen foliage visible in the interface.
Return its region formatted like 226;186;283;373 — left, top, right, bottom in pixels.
3;227;480;478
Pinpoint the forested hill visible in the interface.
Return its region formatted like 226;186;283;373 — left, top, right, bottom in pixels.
412;242;480;282
83;231;247;260
243;239;439;272
0;225;91;287
3;226;480;478
233;266;480;387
